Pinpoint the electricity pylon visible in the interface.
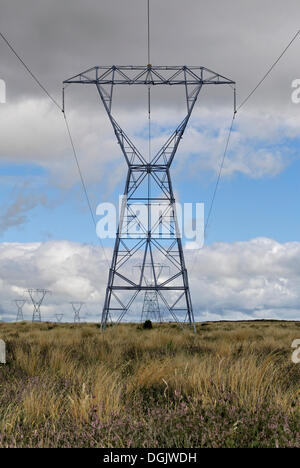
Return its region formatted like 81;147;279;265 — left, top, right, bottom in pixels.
70;302;84;323
64;66;235;331
27;289;50;322
15;299;26;321
135;263;166;323
142;291;161;323
55;313;64;323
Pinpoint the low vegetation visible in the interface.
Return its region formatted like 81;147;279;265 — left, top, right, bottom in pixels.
0;320;299;447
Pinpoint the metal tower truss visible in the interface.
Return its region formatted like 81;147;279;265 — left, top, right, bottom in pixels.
15;299;26;321
64;65;235;331
70;302;84;323
56;313;64;323
27;289;50;322
135;263;166;323
142;291;161;323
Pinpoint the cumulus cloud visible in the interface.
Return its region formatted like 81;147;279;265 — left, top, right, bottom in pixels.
169;107;298;180
0;238;299;322
0;98;124;189
0;240;109;322
186;237;300;320
1;97;298;191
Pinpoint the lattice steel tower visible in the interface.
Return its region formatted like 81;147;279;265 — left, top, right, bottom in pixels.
15;299;26;321
142;291;161;323
70;302;84;323
136;263;165;323
64;3;235;333
27;289;50;322
55;313;64;323
64;66;234;330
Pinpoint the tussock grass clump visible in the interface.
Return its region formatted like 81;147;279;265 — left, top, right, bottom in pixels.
0;321;299;447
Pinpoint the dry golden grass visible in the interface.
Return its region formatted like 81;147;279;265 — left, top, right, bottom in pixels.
0;320;299;447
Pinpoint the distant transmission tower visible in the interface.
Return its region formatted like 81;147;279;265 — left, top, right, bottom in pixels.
15;299;26;321
55;313;64;323
64;5;235;331
136;264;166;323
142;291;162;323
70;302;84;323
27;289;50;322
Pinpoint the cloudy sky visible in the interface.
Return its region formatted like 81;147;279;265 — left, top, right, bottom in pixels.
0;0;300;322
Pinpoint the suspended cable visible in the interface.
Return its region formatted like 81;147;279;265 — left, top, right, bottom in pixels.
202;29;300;242
148;84;151;161
237;29;300;111
189;29;300;274
0;32;62;111
147;0;150;65
189;111;236;275
204;112;236;237
147;0;152;217
0;30;110;268
147;0;152;162
63;113;96;227
62;109;110;267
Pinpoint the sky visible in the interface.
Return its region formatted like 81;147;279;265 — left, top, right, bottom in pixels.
0;0;300;322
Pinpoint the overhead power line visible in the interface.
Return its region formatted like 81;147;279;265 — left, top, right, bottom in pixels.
189;29;300;274
0;30;110;268
237;29;300;111
203;29;300;243
0;32;62;111
204;112;236;237
63;110;110;267
147;0;151;64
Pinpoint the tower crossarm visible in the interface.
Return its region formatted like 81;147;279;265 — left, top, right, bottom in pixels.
63;65;235;87
64;65;235;169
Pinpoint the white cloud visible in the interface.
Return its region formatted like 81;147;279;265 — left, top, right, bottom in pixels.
0;98;124;188
177;107;299;179
0;238;299;322
186;237;300;320
1;98;299;189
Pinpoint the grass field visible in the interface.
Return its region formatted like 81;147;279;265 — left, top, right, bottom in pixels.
0;320;299;448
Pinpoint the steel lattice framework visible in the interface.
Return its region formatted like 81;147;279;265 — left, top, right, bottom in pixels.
142;291;161;323
64;65;235;331
15;299;26;321
70;302;84;323
136;263;165;323
27;289;50;322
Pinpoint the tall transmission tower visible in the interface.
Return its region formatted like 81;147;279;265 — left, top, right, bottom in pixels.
142;291;161;323
15;299;26;321
55;313;64;323
70;302;84;323
64;66;235;330
27;289;50;322
136;263;166;323
64;0;235;332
